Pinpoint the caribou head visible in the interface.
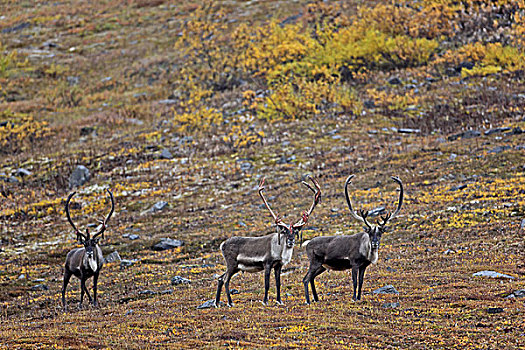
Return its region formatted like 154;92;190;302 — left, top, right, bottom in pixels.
345;175;403;250
258;175;321;246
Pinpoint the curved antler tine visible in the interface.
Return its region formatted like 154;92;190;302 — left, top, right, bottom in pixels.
388;176;404;221
258;178;284;226
294;176;322;228
92;189;115;239
65;192;87;241
344;175;365;223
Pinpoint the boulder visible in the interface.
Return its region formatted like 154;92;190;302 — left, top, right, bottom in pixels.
152;238;184;251
69;165;90;189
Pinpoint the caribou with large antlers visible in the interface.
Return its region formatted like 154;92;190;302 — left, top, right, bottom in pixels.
62;189;115;311
215;176;321;307
302;175;403;304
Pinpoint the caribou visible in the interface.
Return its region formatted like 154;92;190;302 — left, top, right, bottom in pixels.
302;175;403;304
61;189;115;311
215;176;321;307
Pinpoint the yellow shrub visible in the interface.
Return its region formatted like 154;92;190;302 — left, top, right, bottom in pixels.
0;111;51;154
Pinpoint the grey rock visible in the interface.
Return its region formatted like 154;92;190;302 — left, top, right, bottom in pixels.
171;276;191;285
151;201;168;212
15;168;32;177
160;149;173;159
197;299;221;309
383;302;400;308
1;22;31;34
128;234;140;240
398;128;421;134
488;146;511;154
120;259;138;268
449;153;457;161
443;249;455;255
472;270;515;279
240;162;252;171
504;127;523;136
368;207;386;217
139;290;157;295
230;289;240;295
104;251;121;263
449;184;467;191
152;238;184;251
30;284;48;291
521;219;525;230
127;118;144;126
486;307;504;314
7;176;19;183
505;289;525;299
373;285;399;295
69;165;90;189
158;99;178;105
448;130;480;141
67;76;79;86
484;127;511;135
388;77;402;85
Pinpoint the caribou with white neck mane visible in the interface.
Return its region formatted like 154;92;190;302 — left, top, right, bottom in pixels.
61;189;114;311
215;176;321;307
302;175;403;304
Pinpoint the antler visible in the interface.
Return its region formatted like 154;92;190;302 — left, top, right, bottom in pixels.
293;175;322;228
258;178;289;245
379;176;404;226
92;189;115;240
65;192;88;242
344;174;367;224
358;209;372;231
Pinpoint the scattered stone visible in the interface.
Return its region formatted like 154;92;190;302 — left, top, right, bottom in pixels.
104;251;121;263
125;310;133;316
398;128;421;134
139;290;157;295
386;266;397;273
504;127;523;136
15;168;32;177
484;127;511;135
388;77;402;85
488;146;511;154
383;302;400;309
443;249;455;255
128;234;140;240
69;165;90;189
521;219;525;230
368;207;386;217
152;238;184;251
171;276;191;285
1;22;31;34
505;289;525;299
472;271;515;279
67;76;79;86
30;284;48;291
151;201;169;212
239;162;252;171
238;221;247;227
364;100;376;108
486;307;504;314
160;289;173;295
160;149;173;160
18;274;25;280
449;184;467;191
158;99;178;105
120;259;138;268
373;285;399;295
448;130;480;141
457;61;474;71
80;126;95;136
6;176;19;183
230;289;240;295
127;118;144;126
197;300;220;309
449;153;457;161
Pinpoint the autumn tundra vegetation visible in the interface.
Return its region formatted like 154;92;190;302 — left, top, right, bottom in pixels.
0;0;524;348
